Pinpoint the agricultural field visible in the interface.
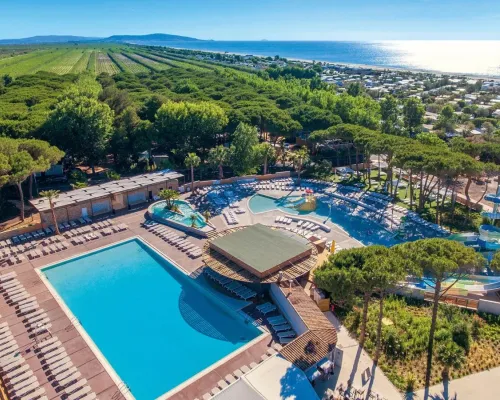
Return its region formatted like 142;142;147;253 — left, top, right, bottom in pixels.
0;44;127;76
87;51;97;74
70;50;93;74
0;44;220;77
125;52;170;71
95;52;121;75
108;52;150;73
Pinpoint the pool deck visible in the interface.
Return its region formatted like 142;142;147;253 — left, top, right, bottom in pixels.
0;188;366;400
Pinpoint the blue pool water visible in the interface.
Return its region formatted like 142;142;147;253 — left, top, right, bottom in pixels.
42;239;261;399
151;200;207;228
248;194;435;247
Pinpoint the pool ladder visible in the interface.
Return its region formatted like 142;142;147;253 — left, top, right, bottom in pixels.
112;382;131;400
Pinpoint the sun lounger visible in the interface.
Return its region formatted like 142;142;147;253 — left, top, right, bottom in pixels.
47;355;71;371
44;349;68;364
256;302;273;311
0;272;17;282
64;379;88;395
278;330;296;338
4;364;30;380
9;369;34;386
32;323;51;335
27;313;48;326
267;315;286;324
8;375;38;393
56;367;79;384
36;336;58;350
66;385;91;400
36;341;62;356
20;386;45;400
273;324;292;332
50;359;73;376
0;355;24;369
22;308;45;321
0;340;17;353
261;305;277;315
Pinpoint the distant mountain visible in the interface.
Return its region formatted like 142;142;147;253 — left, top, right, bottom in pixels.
0;33;202;45
103;33;202;43
0;35;102;44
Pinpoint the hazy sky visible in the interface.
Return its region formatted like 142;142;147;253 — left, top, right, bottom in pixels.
2;0;500;40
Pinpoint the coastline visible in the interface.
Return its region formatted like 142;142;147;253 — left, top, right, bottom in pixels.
145;42;500;80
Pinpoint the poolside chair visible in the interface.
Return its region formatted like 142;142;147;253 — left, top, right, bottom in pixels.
273;324;292;333
64;379;88;396
239;290;257;300
49;357;72;374
277;330;296;338
267;315;286;324
4;364;30;380
256;302;273;311
36;336;58;349
261;305;277;315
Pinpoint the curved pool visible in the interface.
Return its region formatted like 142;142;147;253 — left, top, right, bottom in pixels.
248;194;436;247
150;200;207;228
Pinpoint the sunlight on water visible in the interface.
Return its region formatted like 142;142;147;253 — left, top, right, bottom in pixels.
152;40;500;77
378;41;500;76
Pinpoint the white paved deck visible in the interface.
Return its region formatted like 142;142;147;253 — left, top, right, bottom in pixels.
313;311;402;400
414;366;500;399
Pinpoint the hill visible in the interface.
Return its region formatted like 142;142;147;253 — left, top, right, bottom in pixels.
0;35;102;44
103;33;202;43
0;33;202;45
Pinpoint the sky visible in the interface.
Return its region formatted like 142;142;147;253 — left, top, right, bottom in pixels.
2;0;500;40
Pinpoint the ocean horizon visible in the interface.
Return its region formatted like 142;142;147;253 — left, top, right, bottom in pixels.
137;40;500;78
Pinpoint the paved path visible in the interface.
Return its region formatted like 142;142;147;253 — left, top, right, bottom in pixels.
314;312;402;400
414;366;500;399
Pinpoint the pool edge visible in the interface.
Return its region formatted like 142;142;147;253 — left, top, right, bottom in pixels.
36;236;268;400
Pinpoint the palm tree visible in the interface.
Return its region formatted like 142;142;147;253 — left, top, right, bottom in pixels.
39;190;61;235
202;210;211;222
190;213;198;228
158;189;179;209
208;146;228;180
185;153;201;194
257;142;276;175
293;147;309;187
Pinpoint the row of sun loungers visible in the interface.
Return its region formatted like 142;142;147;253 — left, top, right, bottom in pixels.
0;273;47;399
204;269;257;300
144;221;203;258
0;271;96;400
223;210;239;225
265;312;297;344
274;216;292;225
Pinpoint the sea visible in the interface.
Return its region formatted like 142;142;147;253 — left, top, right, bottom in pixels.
138;40;500;78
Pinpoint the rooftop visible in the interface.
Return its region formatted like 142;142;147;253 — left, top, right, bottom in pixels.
208;224;313;279
30;171;183;212
278;285;338;370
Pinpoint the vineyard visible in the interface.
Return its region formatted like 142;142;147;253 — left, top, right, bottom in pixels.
95;52;121;75
125;53;170;71
0;44;220;76
108;52;150;73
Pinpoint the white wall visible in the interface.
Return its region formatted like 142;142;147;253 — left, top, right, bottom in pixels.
478;299;500;315
269;284;308;336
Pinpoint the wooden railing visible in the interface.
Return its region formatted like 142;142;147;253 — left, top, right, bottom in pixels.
424;292;479;310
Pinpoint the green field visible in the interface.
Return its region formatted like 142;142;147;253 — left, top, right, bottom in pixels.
0;44;168;76
0;44;228;77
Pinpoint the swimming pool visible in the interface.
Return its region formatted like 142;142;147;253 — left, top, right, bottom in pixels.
40;239;262;399
248;194;437;247
150;200;207;228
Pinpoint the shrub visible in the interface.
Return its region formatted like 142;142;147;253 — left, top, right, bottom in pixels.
435;328;452;343
452;321;471;353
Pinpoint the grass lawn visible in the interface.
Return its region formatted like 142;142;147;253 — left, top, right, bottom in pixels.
318;170;483;233
339;296;500;391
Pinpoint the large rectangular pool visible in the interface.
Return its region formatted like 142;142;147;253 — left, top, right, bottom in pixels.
40;239;262;399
